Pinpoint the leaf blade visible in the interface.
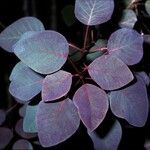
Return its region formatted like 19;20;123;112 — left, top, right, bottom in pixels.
88;55;134;90
0;17;44;52
107;28;143;65
36;99;80;147
88;120;122;150
9;62;43;101
14;31;69;74
73;84;108;131
42;70;72;102
110;77;149;127
75;0;114;25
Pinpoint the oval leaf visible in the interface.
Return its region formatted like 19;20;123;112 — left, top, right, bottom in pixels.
119;9;137;28
23;105;38;133
107;28;143;65
88;55;134;90
88;120;122;150
0;17;44;52
13;31;69;74
73;84;108;131
15;119;37;139
0;127;13;149
42;70;72;102
36;99;80;147
13;139;33;150
75;0;114;25
110;78;149;127
135;71;150;86
9;62;43;102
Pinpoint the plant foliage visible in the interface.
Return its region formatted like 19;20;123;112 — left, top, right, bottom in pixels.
0;0;150;149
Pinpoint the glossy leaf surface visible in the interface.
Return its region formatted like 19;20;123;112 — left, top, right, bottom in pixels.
42;70;72;102
0;127;13;149
110;78;149;127
88;120;122;150
36;99;80;147
88;55;134;90
14;31;69;74
0;17;44;52
73;84;108;131
107;28;143;65
13;139;33;150
0;109;6;125
119;9;137;28
75;0;114;25
23;105;37;133
15;119;37;139
9;62;43;101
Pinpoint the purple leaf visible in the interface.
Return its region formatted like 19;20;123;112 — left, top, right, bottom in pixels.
0;109;6;125
119;9;137;29
88;55;134;90
107;28;143;65
75;0;114;25
0;17;44;52
88;120;122;150
15;31;39;41
135;71;150;86
9;62;43;102
36;99;80;147
13;31;69;74
42;70;72;102
13;139;33;150
0;127;13;149
15;119;37;139
110;78;149;127
73;84;108;131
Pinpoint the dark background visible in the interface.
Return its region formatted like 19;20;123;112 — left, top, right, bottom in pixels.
0;0;150;150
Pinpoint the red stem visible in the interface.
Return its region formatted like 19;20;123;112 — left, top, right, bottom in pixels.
68;57;85;84
69;43;83;52
83;25;89;50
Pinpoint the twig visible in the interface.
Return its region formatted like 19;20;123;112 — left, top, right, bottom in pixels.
69;43;83;52
6;103;18;114
83;25;89;50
